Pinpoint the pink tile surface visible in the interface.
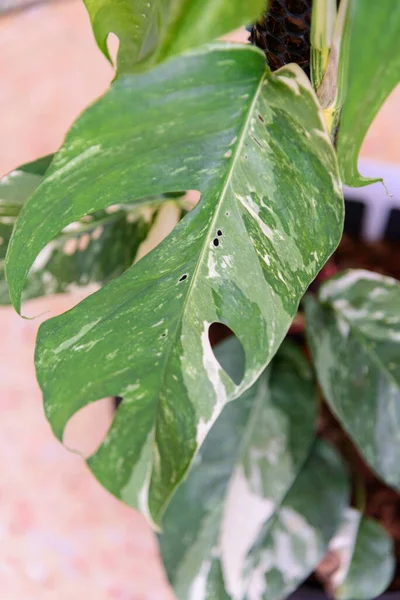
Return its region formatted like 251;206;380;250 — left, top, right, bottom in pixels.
0;1;399;598
0;297;174;600
0;0;113;176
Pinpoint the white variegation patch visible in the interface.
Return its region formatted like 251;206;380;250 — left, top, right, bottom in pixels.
220;466;275;599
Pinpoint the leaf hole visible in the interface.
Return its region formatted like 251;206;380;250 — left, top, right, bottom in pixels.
63;397;114;459
213;238;219;247
208;323;245;385
178;274;188;282
251;135;263;149
257;113;265;123
217;229;223;237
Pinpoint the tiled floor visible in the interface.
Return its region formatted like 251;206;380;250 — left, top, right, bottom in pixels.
0;1;399;598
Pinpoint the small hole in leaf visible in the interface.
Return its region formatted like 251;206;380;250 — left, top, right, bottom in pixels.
160;332;167;338
258;113;265;123
225;212;230;217
179;274;188;282
208;323;245;385
213;238;219;247
217;229;222;237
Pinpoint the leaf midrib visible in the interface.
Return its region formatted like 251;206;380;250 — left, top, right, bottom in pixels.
150;68;267;521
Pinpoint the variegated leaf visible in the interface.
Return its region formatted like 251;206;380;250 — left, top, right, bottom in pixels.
159;339;316;599
83;0;266;73
327;508;394;600
243;440;348;600
0;158;151;304
1;210;151;305
6;45;343;525
334;1;400;186
0;155;51;302
0;154;52;217
305;269;400;489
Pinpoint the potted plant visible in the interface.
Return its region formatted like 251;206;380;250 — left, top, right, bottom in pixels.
1;0;400;598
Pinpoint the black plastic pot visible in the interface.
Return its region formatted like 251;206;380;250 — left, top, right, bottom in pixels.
343;159;400;242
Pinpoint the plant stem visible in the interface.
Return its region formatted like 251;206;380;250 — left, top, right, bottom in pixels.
354;469;366;513
317;0;350;139
310;0;337;92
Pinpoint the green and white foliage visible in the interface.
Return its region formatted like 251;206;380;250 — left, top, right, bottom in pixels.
4;1;400;598
243;441;348;600
305;270;400;489
83;0;266;73
6;45;343;524
160;339;349;600
0;157;151;304
328;508;394;600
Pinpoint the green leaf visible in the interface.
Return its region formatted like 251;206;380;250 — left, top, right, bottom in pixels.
0;157;151;304
305;269;400;489
335;1;400;186
83;0;164;72
6;45;343;525
328;508;394;600
159;339;317;599
83;0;266;73
155;0;266;63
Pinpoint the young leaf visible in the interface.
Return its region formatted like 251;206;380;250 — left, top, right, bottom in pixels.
334;1;400;186
305;270;400;490
328;508;394;600
159;339;317;599
82;0;162;71
6;45;343;525
83;0;266;73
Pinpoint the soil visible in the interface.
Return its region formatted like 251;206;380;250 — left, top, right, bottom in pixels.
314;234;400;593
334;234;400;282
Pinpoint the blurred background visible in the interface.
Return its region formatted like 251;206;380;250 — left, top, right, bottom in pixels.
0;0;399;598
